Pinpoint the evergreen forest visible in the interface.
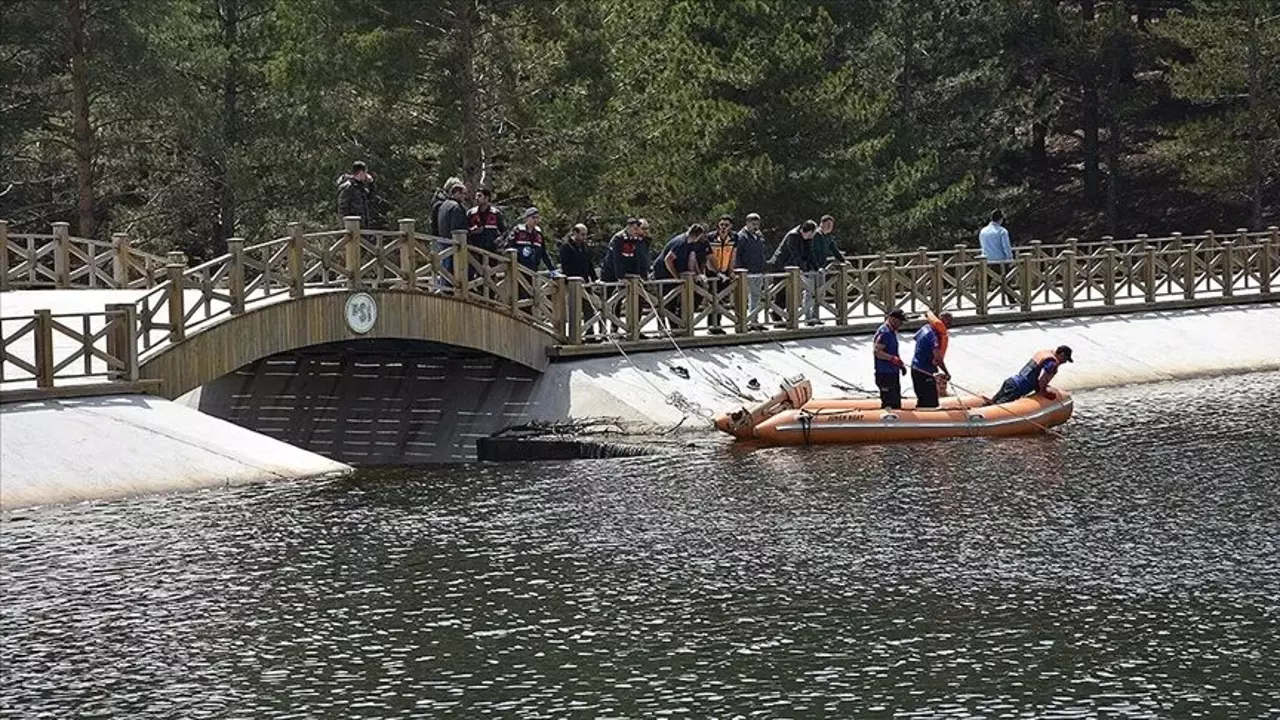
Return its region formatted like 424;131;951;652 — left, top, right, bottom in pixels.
2;0;1277;260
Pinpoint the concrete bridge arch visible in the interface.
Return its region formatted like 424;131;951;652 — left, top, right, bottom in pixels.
139;290;557;399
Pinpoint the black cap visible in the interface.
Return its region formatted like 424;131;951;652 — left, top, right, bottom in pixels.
887;309;907;321
625;217;640;226
1056;345;1074;363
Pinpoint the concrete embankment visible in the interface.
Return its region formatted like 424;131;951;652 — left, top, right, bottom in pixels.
527;304;1280;427
0;395;350;511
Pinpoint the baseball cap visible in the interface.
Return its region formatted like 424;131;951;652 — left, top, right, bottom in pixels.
1056;345;1074;363
523;207;540;220
887;309;907;321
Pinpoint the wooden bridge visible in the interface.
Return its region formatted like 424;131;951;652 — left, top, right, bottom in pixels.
2;217;1277;402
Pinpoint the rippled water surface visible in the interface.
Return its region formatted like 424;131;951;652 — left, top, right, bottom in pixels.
4;372;1280;718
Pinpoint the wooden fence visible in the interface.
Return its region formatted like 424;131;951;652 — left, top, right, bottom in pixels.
1;217;1277;396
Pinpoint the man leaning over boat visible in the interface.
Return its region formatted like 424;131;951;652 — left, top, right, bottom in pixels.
991;346;1074;404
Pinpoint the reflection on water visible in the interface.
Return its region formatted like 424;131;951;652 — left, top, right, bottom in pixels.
3;372;1279;718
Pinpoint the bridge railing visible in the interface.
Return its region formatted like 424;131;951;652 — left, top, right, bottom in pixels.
1;221;167;290
0;218;1276;396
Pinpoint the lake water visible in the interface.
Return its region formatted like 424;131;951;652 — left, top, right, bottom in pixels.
3;372;1279;718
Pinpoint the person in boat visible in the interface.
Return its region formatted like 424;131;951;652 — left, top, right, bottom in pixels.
910;310;953;408
990;345;1073;403
872;308;909;409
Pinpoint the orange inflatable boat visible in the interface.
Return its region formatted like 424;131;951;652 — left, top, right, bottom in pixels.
714;377;1073;445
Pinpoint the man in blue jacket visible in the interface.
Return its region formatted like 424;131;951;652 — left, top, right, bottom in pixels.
872;308;908;409
978;209;1016;307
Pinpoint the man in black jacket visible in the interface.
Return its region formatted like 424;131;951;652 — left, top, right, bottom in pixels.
559;223;597;336
766;220;819;326
559;223;596;282
336;161;384;228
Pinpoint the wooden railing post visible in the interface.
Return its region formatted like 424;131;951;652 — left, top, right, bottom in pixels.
506;249;521;311
1018;253;1034;312
34;309;54;388
1183;245;1197;299
929;259;943;313
53;221;71;288
0;220;9;292
227;237;246;315
104;303;139;381
733;268;749;333
880;260;896;315
835;262;851;326
551;274;567;331
451;229;469;293
1204;230;1216;248
1221;238;1235;298
1170;232;1183;251
566;276;584;344
626;276;642;342
952;244;968;267
1062;250;1077;310
343;216;362;289
975;258;989;316
1143;247;1157;303
287;222;305;298
786;266;802;330
1261;227;1277;296
166;251;187;342
398;218;418;292
1102;247;1118;306
1029;239;1044;259
111;232;131;287
1136;233;1149;251
680;273;697;337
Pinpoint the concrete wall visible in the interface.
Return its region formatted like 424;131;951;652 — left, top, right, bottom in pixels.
184;304;1279;462
1;394;350;510
527;304;1280;428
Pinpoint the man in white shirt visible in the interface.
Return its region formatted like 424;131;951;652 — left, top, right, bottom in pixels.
978;209;1017;308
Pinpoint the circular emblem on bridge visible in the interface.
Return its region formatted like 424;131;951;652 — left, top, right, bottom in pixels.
344;292;378;334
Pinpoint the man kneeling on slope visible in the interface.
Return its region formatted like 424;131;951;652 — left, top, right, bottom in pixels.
990;345;1073;404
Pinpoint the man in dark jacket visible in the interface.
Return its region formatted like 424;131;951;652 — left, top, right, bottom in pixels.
559;223;597;336
466;188;506;253
601;218;649;282
336;161;383;228
766;219;819;326
559;223;596;282
509;207;557;274
652;224;709;330
431;177;468;289
735;212;767;330
431;177;468;237
600;218;650;336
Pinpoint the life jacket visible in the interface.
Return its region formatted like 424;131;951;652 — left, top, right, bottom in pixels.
707;232;736;272
1016;349;1058;389
466;205;502;246
511;226;547;268
925;311;949;361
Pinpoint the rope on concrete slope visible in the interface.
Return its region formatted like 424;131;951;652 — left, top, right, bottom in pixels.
638;287;758;404
603;333;714;423
770;339;876;396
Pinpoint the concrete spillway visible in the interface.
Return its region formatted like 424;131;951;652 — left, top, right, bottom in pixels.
178;303;1280;464
0;395;349;510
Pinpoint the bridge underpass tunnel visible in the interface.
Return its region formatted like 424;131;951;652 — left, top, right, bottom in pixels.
192;339;552;464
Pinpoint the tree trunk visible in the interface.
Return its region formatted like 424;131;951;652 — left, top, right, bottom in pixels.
218;0;239;251
456;0;483;190
66;0;96;237
1246;0;1263;229
1080;0;1101;208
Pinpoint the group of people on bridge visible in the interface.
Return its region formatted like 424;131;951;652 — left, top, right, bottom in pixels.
871;307;1073;410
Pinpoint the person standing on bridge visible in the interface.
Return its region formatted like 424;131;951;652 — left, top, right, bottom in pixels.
431;177;468;289
735;213;767;331
466;188;506;254
873;308;909;410
990;345;1073;404
336;161;384;229
509;208;557;274
978;209;1016;307
910;310;953;408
